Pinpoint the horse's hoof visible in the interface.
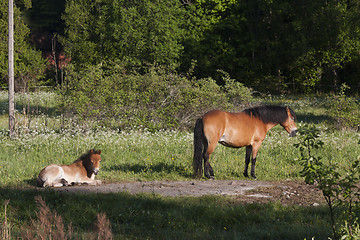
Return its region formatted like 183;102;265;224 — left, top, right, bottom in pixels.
205;174;215;180
243;173;249;178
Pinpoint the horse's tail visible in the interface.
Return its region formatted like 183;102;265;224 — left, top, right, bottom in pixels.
193;118;206;178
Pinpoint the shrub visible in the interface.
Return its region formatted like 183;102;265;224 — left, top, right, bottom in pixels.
295;124;360;239
60;63;253;130
326;84;360;131
219;70;254;107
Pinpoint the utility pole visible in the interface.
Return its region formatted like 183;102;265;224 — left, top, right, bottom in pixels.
8;0;15;137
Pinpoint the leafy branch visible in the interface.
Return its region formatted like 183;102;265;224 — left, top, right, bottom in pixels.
295;124;360;239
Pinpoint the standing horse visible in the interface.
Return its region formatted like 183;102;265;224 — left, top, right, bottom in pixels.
193;105;297;179
37;149;102;187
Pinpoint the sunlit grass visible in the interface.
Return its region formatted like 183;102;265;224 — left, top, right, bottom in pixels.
0;123;359;187
0;90;61;130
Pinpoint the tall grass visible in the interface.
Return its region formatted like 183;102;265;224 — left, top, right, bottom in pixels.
1;120;359;187
0;92;359;186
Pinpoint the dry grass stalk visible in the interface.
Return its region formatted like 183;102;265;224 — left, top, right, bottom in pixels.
1;200;11;240
5;196;113;240
95;213;113;240
20;196;73;240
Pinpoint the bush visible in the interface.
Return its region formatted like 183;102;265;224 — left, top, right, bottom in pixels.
326;84;360;131
60;63;253;130
219;70;254;106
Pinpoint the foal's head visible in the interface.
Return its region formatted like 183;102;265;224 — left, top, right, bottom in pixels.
85;149;102;176
281;107;297;137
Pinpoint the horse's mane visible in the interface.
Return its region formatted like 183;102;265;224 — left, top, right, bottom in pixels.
73;149;98;163
243;105;295;124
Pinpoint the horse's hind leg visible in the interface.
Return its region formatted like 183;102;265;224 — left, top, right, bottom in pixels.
203;153;214;179
243;146;252;178
204;142;215;179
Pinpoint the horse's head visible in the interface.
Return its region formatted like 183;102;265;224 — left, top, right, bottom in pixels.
281;107;297;137
89;149;102;175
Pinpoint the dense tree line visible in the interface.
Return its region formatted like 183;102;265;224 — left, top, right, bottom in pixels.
0;0;47;91
1;0;360;93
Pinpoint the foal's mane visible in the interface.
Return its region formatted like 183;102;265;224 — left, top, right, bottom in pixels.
243;105;295;124
73;149;98;163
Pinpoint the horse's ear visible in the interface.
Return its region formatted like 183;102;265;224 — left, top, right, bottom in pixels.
98;150;101;155
285;106;290;114
90;149;94;154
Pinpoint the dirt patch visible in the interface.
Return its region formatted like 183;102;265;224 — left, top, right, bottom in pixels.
55;180;325;206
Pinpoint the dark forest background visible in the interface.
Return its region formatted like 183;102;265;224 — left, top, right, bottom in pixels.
1;0;360;94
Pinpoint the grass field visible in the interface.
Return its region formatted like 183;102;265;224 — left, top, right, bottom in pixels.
0;91;359;239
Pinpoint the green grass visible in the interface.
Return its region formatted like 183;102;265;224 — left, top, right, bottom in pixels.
0;91;359;239
1;124;358;187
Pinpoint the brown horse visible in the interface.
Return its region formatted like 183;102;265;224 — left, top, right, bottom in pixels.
193;105;297;179
37;149;102;187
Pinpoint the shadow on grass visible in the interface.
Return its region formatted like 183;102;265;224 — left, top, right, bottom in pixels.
0;99;60;118
23;178;37;187
296;113;333;124
0;187;332;240
104;162;192;178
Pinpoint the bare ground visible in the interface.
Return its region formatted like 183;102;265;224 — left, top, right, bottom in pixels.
55;179;325;206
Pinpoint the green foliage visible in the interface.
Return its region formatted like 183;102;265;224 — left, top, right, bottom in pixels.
295;124;360;239
0;0;47;89
60;63;253;130
326;84;360;130
294;124;326;185
180;0;360;93
63;0;185;70
219;70;253;106
2;0;359;93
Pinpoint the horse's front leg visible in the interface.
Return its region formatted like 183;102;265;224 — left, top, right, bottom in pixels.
243;146;252;178
79;177;102;185
250;142;261;180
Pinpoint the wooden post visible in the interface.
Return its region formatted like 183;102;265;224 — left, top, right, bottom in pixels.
8;0;15;137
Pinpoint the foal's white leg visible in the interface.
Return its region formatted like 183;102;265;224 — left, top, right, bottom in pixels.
78;177;101;185
42;178;68;187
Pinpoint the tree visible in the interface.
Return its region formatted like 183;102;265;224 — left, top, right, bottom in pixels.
0;0;47;90
181;0;360;93
60;0;360;93
62;0;186;70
